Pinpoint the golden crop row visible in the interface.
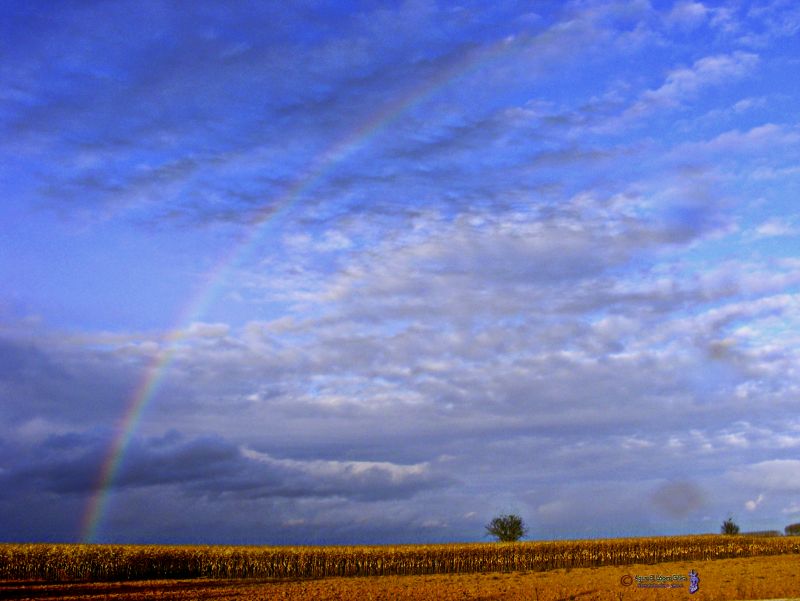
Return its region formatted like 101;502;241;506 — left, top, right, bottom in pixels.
1;535;797;582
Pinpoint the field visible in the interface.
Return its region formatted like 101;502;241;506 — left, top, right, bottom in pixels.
1;536;798;600
2;554;799;600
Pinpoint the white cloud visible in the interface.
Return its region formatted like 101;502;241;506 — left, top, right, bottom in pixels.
781;503;800;516
745;493;765;511
536;500;568;520
12;418;73;445
666;1;709;29
754;218;799;238
751;165;800;180
730;460;800;492
694;123;800;154
621;436;654;449
718;432;749;449
774;434;800;449
708;6;738;33
620;52;758;123
183;322;231;339
240;447;431;483
732;97;766;113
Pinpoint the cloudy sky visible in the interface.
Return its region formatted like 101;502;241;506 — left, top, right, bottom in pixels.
2;0;800;546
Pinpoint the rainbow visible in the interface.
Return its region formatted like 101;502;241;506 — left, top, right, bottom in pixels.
80;37;519;543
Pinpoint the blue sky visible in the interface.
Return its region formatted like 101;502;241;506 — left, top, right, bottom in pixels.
2;0;800;545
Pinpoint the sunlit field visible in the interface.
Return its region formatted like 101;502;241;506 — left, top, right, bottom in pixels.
2;535;798;599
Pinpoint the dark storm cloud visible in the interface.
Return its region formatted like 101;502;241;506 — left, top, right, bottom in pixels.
0;335;138;427
0;429;451;504
0;337;66;384
114;434;242;490
0;431;107;495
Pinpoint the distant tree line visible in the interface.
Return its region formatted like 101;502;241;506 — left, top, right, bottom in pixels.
721;518;800;536
482;515;800;540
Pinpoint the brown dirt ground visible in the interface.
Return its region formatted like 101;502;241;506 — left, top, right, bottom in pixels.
0;553;797;600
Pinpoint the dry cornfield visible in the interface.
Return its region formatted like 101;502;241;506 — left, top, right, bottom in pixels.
1;553;799;600
1;535;798;583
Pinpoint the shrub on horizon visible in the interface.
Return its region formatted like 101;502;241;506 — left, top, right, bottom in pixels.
721;517;740;535
485;514;528;542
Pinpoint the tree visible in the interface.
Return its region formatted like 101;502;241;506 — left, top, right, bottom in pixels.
486;514;528;542
721;516;740;535
785;522;800;536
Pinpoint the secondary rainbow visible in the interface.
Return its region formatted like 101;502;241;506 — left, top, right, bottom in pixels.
80;37;518;542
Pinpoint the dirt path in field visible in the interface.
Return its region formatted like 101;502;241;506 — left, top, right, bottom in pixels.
1;553;798;600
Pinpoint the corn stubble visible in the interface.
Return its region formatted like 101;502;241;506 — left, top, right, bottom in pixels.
1;535;798;583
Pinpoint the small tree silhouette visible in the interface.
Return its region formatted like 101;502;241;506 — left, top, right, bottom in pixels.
785;522;800;536
721;516;740;535
486;514;528;542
